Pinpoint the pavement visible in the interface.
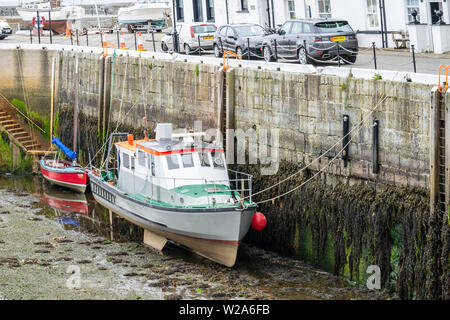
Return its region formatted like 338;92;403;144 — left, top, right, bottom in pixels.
1;31;449;75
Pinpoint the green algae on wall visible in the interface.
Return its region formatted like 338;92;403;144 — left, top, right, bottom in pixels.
10;98;52;141
0;131;33;173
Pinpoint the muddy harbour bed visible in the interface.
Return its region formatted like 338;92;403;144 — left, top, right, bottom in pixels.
0;174;385;300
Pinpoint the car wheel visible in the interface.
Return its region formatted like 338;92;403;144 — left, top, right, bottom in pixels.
184;44;192;55
298;47;311;65
214;44;222;58
0;36;5;40
263;46;273;62
161;42;168;52
236;47;243;58
344;55;357;64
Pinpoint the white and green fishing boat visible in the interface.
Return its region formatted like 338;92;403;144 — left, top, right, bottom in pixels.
88;123;266;267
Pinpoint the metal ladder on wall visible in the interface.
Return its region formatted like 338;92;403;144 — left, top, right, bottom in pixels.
221;71;227;151
438;92;446;212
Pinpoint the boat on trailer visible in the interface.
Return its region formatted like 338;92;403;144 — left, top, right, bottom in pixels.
88;123;266;267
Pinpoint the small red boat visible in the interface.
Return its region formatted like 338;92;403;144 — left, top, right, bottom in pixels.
40;158;88;193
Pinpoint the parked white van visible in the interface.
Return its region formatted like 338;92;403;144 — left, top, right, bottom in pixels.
0;20;13;40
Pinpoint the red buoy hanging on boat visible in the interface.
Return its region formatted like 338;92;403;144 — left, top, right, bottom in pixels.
251;212;267;231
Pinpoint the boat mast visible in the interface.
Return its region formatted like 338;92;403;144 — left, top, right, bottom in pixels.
73;53;79;159
50;56;55;148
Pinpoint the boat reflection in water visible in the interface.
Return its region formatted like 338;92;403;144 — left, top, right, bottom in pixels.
42;184;89;216
41;184;143;243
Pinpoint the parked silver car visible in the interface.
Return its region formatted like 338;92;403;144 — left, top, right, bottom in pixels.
161;22;217;54
262;19;359;64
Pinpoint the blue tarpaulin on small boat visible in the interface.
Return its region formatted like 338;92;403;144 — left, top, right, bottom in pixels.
52;137;77;160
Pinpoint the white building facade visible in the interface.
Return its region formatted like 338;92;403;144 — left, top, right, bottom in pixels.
171;0;450;50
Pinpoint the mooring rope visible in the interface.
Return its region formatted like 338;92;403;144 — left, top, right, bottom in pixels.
249;71;406;204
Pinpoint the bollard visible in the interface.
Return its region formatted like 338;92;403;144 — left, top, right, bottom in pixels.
274;39;278;61
372;42;377;70
49;10;53;44
29;28;32;44
134;31;137;50
342;114;350;167
86;28;89;46
76;29;79;46
37;10;41;44
198;35;201;56
100;30;103;47
117;30;120;48
151;31;156;51
372;120;379;174
70;28;73;46
337;41;341;67
247;37;250;60
412;44;417;73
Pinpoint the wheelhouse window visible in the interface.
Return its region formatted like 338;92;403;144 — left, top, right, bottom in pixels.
317;0;331;19
138;150;146;167
406;0;420;23
287;0;296;19
181;153;194;168
148;154;155;176
366;0;379;28
206;0;215;21
122;153;130;169
211;151;225;169
167;154;180;170
200;151;211;167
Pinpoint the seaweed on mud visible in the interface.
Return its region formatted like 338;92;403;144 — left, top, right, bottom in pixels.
233;160;447;300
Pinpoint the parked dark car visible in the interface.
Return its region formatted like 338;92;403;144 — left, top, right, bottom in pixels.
213;23;271;59
261;19;359;64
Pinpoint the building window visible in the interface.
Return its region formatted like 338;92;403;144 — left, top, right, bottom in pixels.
287;0;296;19
240;0;248;11
317;0;331;19
175;0;184;21
193;0;203;22
206;0;215;21
406;0;420;23
366;0;379;27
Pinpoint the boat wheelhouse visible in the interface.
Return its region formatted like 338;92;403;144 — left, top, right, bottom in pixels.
88;123;264;267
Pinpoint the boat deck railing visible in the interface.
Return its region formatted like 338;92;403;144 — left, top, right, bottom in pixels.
147;169;253;205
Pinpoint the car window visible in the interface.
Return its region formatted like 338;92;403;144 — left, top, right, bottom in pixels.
290;22;302;34
234;25;268;37
219;26;228;37
280;22;292;34
226;27;236;37
315;21;353;33
303;23;313;33
193;24;217;33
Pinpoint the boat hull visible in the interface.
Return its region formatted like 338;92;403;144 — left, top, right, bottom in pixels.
88;172;256;267
118;6;169;24
17;6;84;34
40;159;88;193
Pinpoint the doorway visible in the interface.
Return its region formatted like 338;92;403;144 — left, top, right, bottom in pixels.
429;2;443;24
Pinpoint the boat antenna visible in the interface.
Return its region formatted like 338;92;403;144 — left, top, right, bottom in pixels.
143;117;148;139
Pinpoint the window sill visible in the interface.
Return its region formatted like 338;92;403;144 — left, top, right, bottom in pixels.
236;10;249;13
